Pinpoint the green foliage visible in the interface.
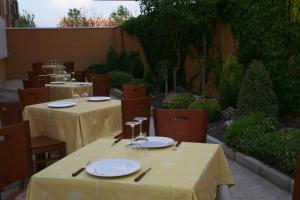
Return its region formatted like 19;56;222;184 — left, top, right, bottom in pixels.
109;5;132;24
19;10;36;27
168;93;196;109
188;98;221;121
108;71;133;89
224;112;300;176
225;0;300;114
237;60;278;117
106;47;119;70
88;64;108;74
130;78;154;93
219;56;243;108
129;56;144;78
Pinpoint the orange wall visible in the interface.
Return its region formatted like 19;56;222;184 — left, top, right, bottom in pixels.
5;27;147;79
0;58;6;83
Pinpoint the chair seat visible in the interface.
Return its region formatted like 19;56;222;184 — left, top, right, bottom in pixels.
4;189;26;200
31;136;65;150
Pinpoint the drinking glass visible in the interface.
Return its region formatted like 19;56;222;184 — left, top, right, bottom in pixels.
72;84;80;104
125;121;140;146
133;117;148;143
81;85;89;102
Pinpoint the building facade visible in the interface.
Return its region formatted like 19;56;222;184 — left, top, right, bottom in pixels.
0;0;19;27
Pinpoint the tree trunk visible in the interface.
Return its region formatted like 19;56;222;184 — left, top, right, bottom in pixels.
202;31;207;97
173;68;177;93
165;80;168;97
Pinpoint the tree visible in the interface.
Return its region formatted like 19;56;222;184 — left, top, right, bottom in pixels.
19;10;36;27
58;8;88;27
109;6;132;25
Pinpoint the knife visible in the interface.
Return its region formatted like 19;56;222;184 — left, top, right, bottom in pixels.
134;167;152;182
111;138;122;147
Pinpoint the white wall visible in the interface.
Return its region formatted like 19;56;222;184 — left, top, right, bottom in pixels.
0;17;7;59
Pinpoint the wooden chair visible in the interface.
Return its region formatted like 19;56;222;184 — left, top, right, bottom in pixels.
92;77;111;96
18;87;49;109
122;84;147;99
87;72;109;82
153;109;208;143
74;71;86;82
121;96;151;139
23;78;47;89
0;121;33;200
63;61;74;73
0;102;22;127
293;156;300;200
32;62;44;73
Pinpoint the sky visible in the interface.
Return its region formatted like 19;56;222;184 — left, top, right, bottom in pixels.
18;0;141;27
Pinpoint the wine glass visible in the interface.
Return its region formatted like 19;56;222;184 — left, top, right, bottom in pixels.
81;84;89;102
126;121;140;146
134;117;148;143
72;84;80;103
71;72;76;82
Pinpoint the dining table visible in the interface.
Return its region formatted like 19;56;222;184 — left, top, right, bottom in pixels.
45;82;93;101
42;64;65;74
23;99;122;154
25;138;234;200
48;74;71;82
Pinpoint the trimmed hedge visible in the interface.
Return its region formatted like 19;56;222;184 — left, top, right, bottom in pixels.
188;99;221;122
237;60;278;117
224;112;300;176
130;78;154;93
167;93;196;109
108;71;133;89
219;55;243;108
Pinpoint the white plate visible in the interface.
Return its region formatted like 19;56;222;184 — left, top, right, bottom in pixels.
87;96;111;102
136;136;175;148
48;101;76;108
86;159;141;177
50;81;65;84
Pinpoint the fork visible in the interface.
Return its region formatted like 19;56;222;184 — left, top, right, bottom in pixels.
172;141;181;151
72;161;92;177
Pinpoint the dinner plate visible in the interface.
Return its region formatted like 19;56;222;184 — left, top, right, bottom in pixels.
87;96;111;102
86;159;141;177
136;136;175;148
50;81;65;84
48;101;76;108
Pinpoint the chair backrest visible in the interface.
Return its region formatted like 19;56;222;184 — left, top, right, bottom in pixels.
87;72;109;82
32;62;44;72
0;121;33;189
18;87;49;108
74;71;86;82
293;156;300;200
23;77;48;89
63;61;74;73
0;102;22;127
121;96;151;139
122;84;147;99
92;77;111;96
153;109;208;143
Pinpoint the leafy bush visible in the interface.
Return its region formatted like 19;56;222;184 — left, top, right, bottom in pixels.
129;56;144;78
88;64;109;74
108;71;133;89
188;99;221;121
237;60;278;117
130;78;154;93
167;93;196;109
219;56;243;108
224;112;300;176
106;47;119;70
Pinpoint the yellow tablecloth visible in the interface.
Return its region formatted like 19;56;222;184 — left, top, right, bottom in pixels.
45;82;93;101
23;100;122;153
42;64;65;74
26;138;234;200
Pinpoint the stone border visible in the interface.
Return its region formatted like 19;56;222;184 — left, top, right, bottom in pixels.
207;135;294;194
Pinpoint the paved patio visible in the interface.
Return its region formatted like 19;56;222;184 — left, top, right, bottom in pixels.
0;80;293;200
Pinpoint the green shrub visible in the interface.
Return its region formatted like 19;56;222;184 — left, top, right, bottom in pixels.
129;56;144;78
237;60;279;117
106;46;119;70
219;56;243;108
130;78;154;93
224;112;300;176
108;71;133;89
88;64;110;74
188;99;221;121
168;93;196;109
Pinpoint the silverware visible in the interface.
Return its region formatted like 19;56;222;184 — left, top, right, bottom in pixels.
72;161;92;177
172;141;181;150
111;138;122;147
134;167;152;182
